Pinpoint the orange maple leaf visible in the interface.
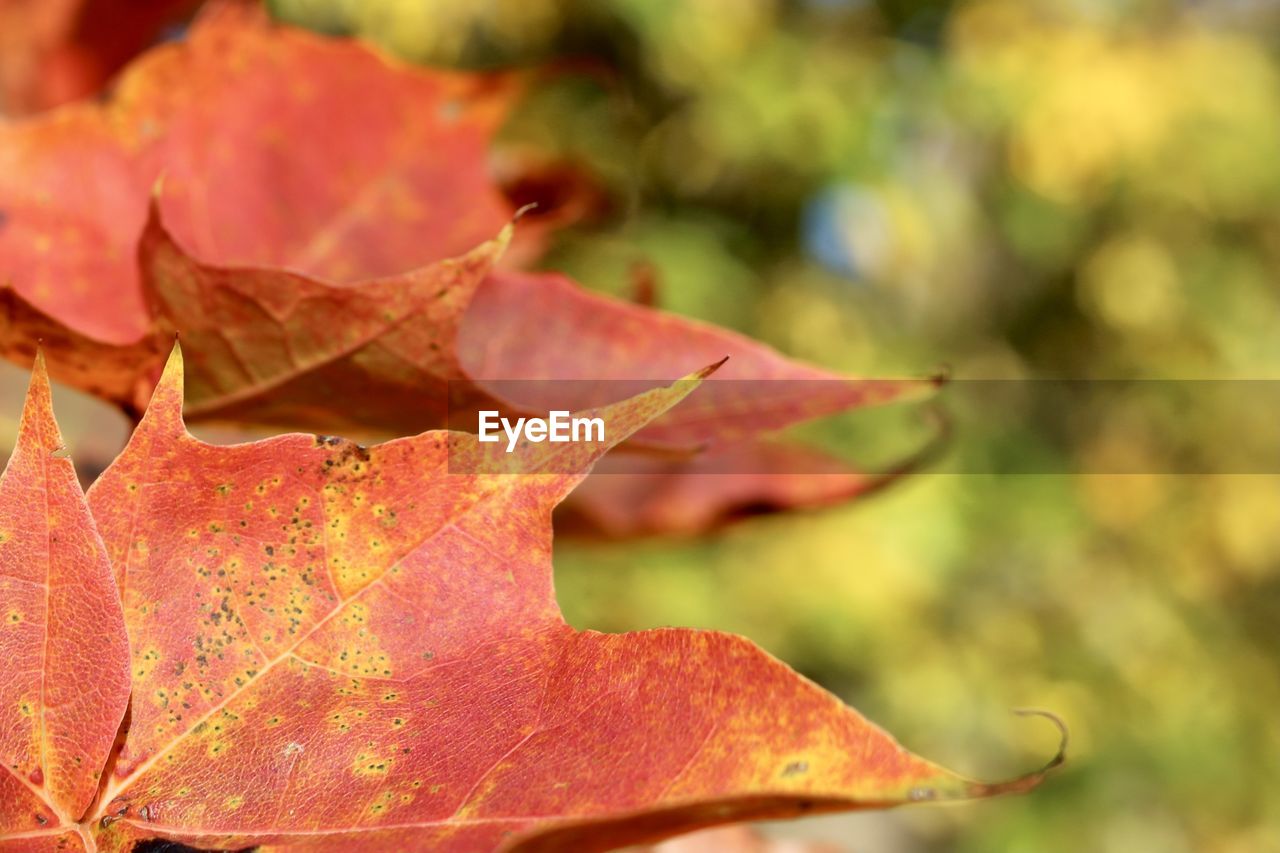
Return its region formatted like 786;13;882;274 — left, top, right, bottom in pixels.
0;5;937;536
0;5;927;433
0;347;1056;852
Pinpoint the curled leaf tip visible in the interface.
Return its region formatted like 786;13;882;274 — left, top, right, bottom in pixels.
964;708;1069;799
1013;707;1070;769
492;207;540;260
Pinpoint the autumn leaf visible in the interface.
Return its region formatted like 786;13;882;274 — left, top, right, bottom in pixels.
137;201;514;432
0;1;516;353
0;345;1057;850
458;272;937;451
559;438;937;538
140;211;939;533
0;5;929;439
0;0;195;115
0;356;130;843
0;3;937;536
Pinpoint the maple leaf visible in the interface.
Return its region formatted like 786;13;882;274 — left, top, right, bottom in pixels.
0;4;936;536
0;2;516;355
561;438;940;538
0;6;928;437
0;346;1057;851
141;223;943;534
458;272;936;451
0;0;195;115
0;356;130;845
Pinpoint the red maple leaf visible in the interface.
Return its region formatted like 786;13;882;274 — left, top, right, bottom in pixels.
0;5;938;536
0;348;1057;852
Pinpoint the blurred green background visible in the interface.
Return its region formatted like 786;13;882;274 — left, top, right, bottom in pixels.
10;0;1280;849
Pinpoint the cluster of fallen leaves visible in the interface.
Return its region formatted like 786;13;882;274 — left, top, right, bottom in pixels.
0;2;1059;851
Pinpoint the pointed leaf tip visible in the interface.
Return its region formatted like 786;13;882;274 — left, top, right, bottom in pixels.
16;348;62;455
137;341;187;436
159;339;185;392
695;356;730;380
31;347;47;382
484;359;726;496
164;338;185;371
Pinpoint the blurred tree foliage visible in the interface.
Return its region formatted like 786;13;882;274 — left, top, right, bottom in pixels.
257;0;1280;849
